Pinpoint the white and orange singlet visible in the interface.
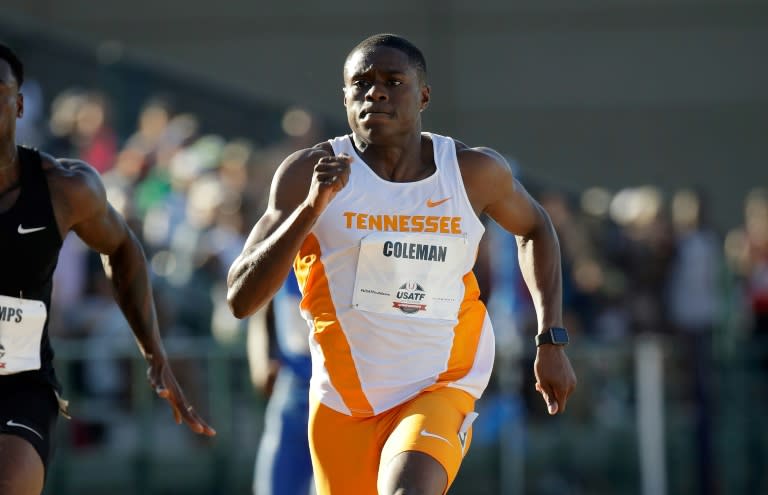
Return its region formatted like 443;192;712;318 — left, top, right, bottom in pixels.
297;133;495;493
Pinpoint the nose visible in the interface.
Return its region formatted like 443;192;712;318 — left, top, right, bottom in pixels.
365;82;388;101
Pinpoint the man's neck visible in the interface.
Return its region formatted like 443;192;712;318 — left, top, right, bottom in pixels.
0;142;19;185
353;132;427;182
0;137;16;165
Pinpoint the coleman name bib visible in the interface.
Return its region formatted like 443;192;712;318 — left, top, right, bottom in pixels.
352;232;469;321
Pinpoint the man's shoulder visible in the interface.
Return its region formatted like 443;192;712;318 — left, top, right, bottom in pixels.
452;143;516;200
453;143;509;170
37;151;97;177
37;151;104;199
281;141;335;168
434;135;500;162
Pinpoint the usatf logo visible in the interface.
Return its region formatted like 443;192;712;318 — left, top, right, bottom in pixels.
0;343;4;359
393;281;427;314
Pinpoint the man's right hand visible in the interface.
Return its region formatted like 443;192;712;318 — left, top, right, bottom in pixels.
147;355;217;437
304;153;352;214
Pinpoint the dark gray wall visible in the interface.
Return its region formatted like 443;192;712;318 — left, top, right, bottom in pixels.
2;0;766;229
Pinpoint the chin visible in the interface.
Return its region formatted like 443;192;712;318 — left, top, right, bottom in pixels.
357;123;397;141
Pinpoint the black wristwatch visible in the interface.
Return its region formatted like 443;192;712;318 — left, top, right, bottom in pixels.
535;327;569;347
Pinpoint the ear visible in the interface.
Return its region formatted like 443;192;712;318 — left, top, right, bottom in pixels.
342;86;348;108
419;84;431;112
16;92;24;118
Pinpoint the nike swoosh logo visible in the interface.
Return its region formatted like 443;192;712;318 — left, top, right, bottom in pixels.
17;225;46;234
420;429;452;445
6;420;43;440
426;197;451;208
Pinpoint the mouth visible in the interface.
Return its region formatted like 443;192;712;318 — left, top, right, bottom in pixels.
360;109;391;119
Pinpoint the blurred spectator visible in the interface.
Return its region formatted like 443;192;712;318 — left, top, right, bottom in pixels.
102;145;150;199
665;187;723;495
610;186;676;335
47;88;86;157
124;96;175;161
73;91;118;173
140;120;206;254
577;187;632;343
726;188;768;341
666;188;724;333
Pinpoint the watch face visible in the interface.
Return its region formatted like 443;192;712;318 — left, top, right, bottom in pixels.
551;327;569;344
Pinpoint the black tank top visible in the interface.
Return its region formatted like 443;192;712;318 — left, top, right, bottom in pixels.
0;146;63;389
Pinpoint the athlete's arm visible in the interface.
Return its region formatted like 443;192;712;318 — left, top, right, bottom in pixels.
226;146;351;319
49;157;215;436
465;148;562;330
458;146;576;415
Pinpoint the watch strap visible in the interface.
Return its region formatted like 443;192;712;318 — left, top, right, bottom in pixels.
535;327;569;346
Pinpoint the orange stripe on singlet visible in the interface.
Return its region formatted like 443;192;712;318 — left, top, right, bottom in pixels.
294;233;374;416
428;271;486;388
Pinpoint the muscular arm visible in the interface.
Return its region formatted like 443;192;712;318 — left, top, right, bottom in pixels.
227;146;351;318
51;158;215;435
485;174;563;332
461;147;562;329
59;160;164;360
459;146;576;414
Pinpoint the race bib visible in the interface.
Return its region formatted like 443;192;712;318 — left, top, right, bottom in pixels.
0;294;47;375
352;232;469;321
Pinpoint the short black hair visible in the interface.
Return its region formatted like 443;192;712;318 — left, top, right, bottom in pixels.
0;42;24;87
345;33;427;83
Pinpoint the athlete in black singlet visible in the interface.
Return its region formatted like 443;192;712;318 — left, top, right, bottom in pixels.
0;42;215;495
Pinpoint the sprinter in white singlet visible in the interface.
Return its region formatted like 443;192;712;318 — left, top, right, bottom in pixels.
227;33;576;495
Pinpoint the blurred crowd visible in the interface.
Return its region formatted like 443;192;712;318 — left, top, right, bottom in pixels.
476;165;768;493
16;80;768;491
482;179;768;346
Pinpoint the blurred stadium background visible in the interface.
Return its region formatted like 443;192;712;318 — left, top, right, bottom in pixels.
2;1;767;494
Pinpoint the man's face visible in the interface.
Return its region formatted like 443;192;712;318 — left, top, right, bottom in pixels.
0;60;22;141
343;46;429;144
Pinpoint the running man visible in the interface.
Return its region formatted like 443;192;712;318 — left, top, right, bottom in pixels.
0;42;215;495
227;33;576;495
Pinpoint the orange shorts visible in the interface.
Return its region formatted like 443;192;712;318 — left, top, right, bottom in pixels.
309;386;478;495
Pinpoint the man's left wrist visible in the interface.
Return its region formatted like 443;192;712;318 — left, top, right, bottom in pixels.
535;327;569;347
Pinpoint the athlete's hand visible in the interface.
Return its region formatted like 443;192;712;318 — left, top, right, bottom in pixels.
147;356;217;436
305;153;352;215
534;345;577;415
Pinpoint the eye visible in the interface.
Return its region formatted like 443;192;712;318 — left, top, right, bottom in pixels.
352;80;370;89
388;80;403;86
